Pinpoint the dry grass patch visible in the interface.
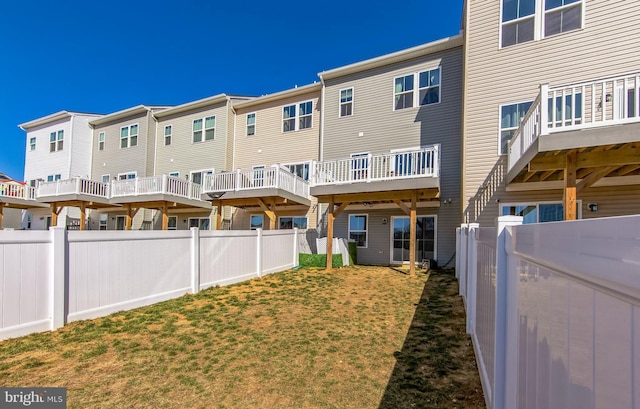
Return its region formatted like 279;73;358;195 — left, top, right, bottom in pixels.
0;266;483;408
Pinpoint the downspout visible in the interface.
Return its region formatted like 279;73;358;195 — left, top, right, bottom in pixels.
67;114;74;178
319;74;326;161
152;112;158;176
230;99;237;171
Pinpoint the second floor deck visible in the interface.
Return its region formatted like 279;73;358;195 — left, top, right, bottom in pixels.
0;183;47;209
508;71;640;185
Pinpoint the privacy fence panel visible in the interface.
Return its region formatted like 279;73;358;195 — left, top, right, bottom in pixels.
67;231;192;322
0;231;51;340
262;230;296;275
199;230;259;288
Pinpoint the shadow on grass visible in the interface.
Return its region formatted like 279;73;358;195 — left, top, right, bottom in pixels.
378;269;485;409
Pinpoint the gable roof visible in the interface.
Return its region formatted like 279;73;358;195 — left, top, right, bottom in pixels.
232;83;322;110
18;111;103;130
153;94;253;119
89;105;172;127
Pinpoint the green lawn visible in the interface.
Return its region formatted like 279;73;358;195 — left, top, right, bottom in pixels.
0;266;484;409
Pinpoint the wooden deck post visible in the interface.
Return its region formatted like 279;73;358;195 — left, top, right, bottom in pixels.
410;191;417;275
161;202;169;230
51;203;61;228
0;203;4;229
125;204;133;230
216;203;222;230
326;196;334;271
79;202;86;231
564;150;577;221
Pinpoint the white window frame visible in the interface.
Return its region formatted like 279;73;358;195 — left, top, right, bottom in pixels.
339;87;354;117
204;116;215;141
500;200;582;223
281;161;311;181
164;125;172;146
246;113;256;136
116;215;126;230
393;67;442;111
282;100;313;132
250;214;264;230
29;137;36;151
278;216;308;230
98;132;105;151
190;169;214;185
498;100;534;155
120;124;138;149
499;0;585;49
46;174;61;182
389;214;438;264
99;214;108;231
167;216;178;230
117;171;137;180
50;130;64;152
348;214;368;248
101;174;110;183
188;217;210;230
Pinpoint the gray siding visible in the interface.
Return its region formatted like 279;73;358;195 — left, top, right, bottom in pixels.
463;0;640;226
322;46;464;265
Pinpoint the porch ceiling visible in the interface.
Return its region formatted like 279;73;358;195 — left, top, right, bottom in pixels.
204;188;311;207
508;142;640;185
111;199;211;211
42;199;120;210
314;188;440;205
0;198;48;209
211;196;308;210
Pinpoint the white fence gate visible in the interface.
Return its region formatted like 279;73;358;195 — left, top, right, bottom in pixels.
457;215;640;409
0;228;300;341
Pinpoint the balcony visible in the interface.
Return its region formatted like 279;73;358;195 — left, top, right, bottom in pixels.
36;178;111;205
202;166;311;207
507;72;640;185
310;145;440;199
0;182;46;209
110;175;210;209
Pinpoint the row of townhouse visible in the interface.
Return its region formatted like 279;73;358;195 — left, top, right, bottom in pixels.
4;0;640;270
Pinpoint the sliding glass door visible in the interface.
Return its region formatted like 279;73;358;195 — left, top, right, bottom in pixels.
391;216;436;264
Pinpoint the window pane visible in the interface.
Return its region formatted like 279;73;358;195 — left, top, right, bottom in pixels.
247;124;255;136
250;215;263;229
199;219;210;230
57;130;63;140
121;127;128;138
420;87;440;105
299;102;312;115
294;217;307;229
299;116;312;129
205;129;214;140
205;116;215;128
349;215;366;231
395;93;413;110
121;138;128;148
193;119;202;131
502;22;517;47
283;105;295;119
279;218;293;229
130;125;138;136
341;103;353;117
168;217;177;229
50;132;56;142
247;113;255;125
517;18;535;43
193;131;202;142
130;135;137;147
283;118;295;132
501;130;515;154
349;232;367;247
539;204;564;223
164;126;171;136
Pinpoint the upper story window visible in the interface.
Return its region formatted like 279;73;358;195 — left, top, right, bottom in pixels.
282;162;310;180
246;113;256;136
394;68;441;111
193;117;215;142
120;124;138;148
118;172;137;180
50;130;63;152
500;101;533;154
101;174;110;183
190;169;213;185
283;101;313;132
29;137;36;151
340;88;353;117
501;0;583;48
164;125;172;146
98;132;105;151
47;174;62;182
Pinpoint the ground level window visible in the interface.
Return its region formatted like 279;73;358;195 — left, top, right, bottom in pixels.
348;214;368;247
168;216;177;230
99;214;108;230
392;216;436;264
189;217;210;230
279;217;307;229
116;216;126;230
250;215;263;230
500;201;581;223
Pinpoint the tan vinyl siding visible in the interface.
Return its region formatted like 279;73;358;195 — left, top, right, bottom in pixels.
91;111;151;181
322;47;463;264
463;0;640;226
154;101;230;176
233;90;321;170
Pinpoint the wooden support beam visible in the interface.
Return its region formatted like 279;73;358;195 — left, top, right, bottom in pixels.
51;203;63;228
393;199;411;216
576;166;616;194
216;203;222;230
564;150;577;221
538;170;556;182
529;145;640;171
409;192;417;275
125;204;139;230
333;202;350;218
521;171;536;183
0;203;4;229
326;196;334;271
316;188;439;204
616;164;640;176
257;198;277;229
79;202;86;231
161;202;169;230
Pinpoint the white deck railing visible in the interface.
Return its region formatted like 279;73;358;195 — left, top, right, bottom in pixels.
110;175;202;201
202;166;310;199
37;178;110;199
509;72;640;171
311;145;440;186
0;183;37;201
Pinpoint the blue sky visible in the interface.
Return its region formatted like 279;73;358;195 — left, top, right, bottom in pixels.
0;0;463;180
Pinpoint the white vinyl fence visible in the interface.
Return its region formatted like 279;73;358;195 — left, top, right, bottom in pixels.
0;227;300;341
457;215;640;409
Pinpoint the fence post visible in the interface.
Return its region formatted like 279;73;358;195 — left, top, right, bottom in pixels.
455;227;461;279
494;215;523;409
190;227;200;294
293;228;299;267
540;83;549;136
466;224;479;334
256;228;263;277
458;224;468;297
50;226;67;330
